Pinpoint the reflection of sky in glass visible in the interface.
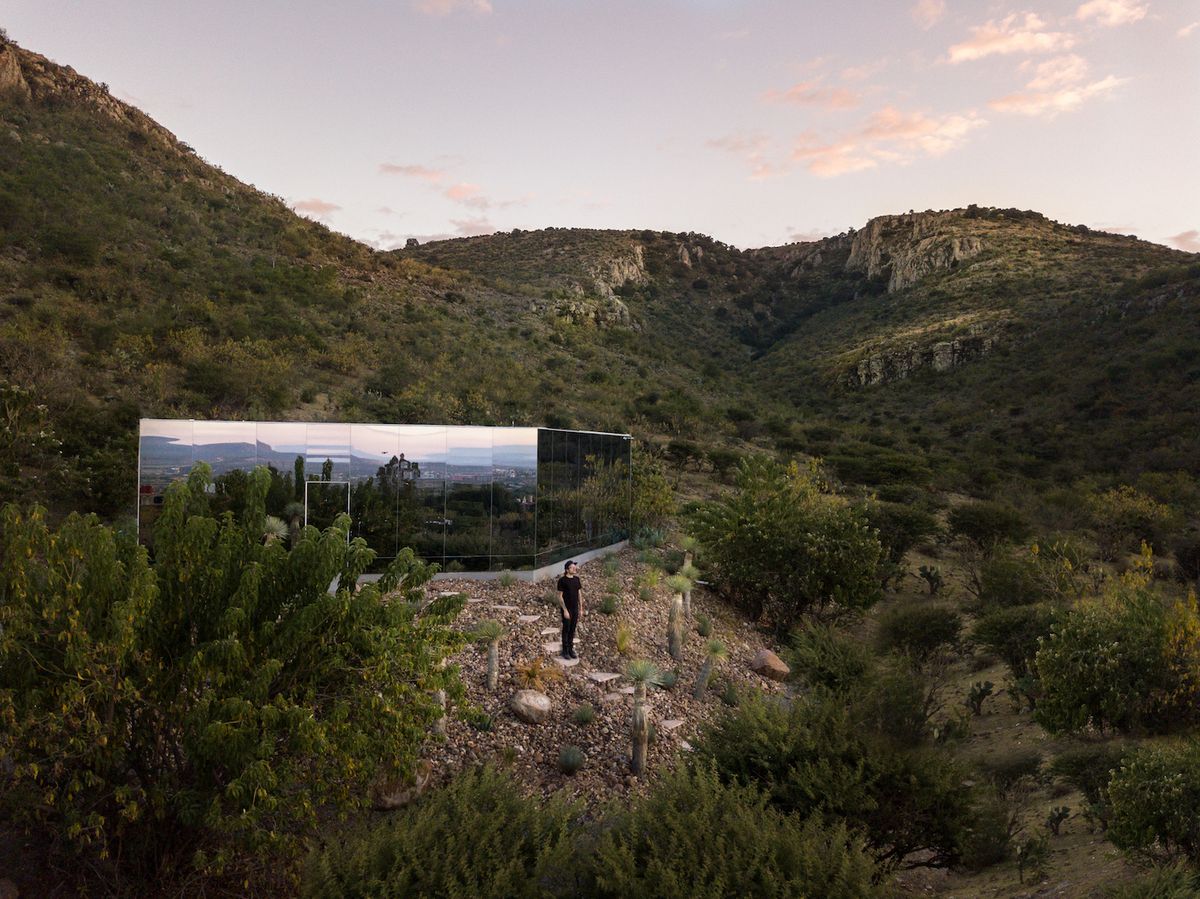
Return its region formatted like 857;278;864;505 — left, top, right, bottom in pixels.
192;421;257;446
255;422;308;456
398;426;447;463
493;428;538;469
140;419;193;442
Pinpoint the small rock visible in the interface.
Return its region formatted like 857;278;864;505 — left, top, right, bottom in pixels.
510;689;552;724
541;641;563;653
588;672;621;683
540;627;559;636
518;614;540;623
660;719;685;731
373;759;433;810
601;692;625;703
492;604;520;611
750;649;790;682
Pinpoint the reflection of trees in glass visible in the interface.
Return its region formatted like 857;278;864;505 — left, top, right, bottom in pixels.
351;455;424;558
574;454;630;547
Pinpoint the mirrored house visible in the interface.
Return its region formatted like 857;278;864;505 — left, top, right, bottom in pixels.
138;420;631;572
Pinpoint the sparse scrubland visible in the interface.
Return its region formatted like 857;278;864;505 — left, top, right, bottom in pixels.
3;35;1200;897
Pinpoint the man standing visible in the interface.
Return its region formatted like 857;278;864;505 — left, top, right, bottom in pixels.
557;560;583;659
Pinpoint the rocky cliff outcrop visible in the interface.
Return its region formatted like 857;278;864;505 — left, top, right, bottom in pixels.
844;326;999;386
847;212;984;292
586;244;647;298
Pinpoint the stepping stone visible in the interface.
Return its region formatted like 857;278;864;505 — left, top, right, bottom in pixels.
617;686;635;695
680;740;694;752
518;614;540;623
491;604;520;611
542;642;563;654
553;656;579;668
439;591;460;597
587;672;621;684
467;597;485;604
601;692;626;703
660;719;685;731
540;627;559;636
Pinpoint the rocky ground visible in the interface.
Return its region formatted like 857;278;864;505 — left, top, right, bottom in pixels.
419;547;788;808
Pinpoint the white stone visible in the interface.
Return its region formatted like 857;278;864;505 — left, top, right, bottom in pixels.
587;672;621;683
510;689;552;724
541;641;562;654
518;614;540;623
492;604;520;611
553;656;579;668
660;719;685;731
540;627;559;636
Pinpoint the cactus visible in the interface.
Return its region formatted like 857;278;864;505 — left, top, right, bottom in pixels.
918;564;943;595
626;660;664;776
693;639;728;700
966;680;994;716
558;745;586;775
667;591;685;660
474;619;506;691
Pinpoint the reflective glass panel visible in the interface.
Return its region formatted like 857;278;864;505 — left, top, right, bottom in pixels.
397;426;447;562
444;426;492;570
138;419;193;543
255;422;309;519
305;423;351;482
350;424;401;559
491;428;537;568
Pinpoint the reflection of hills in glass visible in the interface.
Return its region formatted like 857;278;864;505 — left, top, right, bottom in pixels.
139;436;536;487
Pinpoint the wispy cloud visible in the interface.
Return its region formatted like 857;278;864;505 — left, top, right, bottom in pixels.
786;227;834;243
707;133;786;180
763;80;860;110
1179;21;1200;38
376;205;401;216
1168;230;1200;253
840;59;889;82
991;54;1126;118
792;106;986;177
1075;0;1147;27
911;0;947;29
414;0;492;16
948;13;1076;63
379;162;446;182
292;198;341;220
449;216;496;237
444;182;489;208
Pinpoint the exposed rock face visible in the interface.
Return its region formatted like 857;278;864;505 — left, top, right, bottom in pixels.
0;44;31;100
373;759;433;810
547;295;633;328
510;689;552;724
847;212;984;292
848;328;998;386
589;244;646;297
750;649;790;682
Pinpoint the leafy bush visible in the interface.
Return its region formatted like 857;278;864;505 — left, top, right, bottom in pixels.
973;602;1061;680
867;500;940;585
0;466;463;881
631;442;676;534
1106;864;1200;898
1035;564;1200;735
948;501;1030;553
696;613;712;637
1050;744;1126;831
688;458;882;634
581;765;883;898
876;602;962;662
498;569;518;587
785;622;873;694
302;766;576;898
573;702;596;725
693;692;974;869
599;594;619;615
975;748;1043;791
1087;485;1179;561
1108;740;1200;864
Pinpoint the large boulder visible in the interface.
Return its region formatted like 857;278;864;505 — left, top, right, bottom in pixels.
511;689;552;724
750;649;790;682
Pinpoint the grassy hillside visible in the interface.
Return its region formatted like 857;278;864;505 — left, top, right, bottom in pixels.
1;35;1198;525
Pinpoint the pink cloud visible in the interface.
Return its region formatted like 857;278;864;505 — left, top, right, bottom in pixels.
444;182;489;208
990;73;1126;117
840;60;889;82
707;132;787;180
948;13;1076;63
292;198;341;218
1168;230;1200;253
379;162;446;182
1023;54;1089;90
911;0;947;29
763;80;860;109
791;105;985;177
415;0;492;15
1179;21;1200;38
1076;0;1147;27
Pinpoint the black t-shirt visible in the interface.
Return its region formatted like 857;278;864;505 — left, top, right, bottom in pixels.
557;575;582;610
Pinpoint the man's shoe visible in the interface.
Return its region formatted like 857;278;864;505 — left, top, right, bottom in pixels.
568;650;578;659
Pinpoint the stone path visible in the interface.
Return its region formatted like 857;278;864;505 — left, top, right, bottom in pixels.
518;614;540;623
587;672;621;684
660;719;685;731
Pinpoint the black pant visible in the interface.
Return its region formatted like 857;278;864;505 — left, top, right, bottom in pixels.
561;605;578;656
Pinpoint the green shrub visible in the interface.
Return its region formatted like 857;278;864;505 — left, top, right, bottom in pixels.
975;748;1042;791
696;613;712;637
785;622;873;693
1106;864;1200;898
948;501;1030;553
302;766;576;898
854;656;935;746
573;702;596;725
497;569;518;587
693;692;973;869
558;746;586;775
1035;566;1200;735
599;594;619;615
1050;744;1126;831
1087;485;1179;561
658;669;679;690
0;466;463;880
581;765;884;898
876;602;962;662
866;500;940;580
688;458;882;634
973;603;1060;680
957;786;1014;871
1108;740;1200;864
978;541;1089;609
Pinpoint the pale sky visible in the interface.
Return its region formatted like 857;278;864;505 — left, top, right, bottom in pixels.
4;0;1198;250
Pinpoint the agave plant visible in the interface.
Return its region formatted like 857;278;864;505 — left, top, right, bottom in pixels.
626;659;664;776
262;514;288;544
474;619;506;691
693;639;728;700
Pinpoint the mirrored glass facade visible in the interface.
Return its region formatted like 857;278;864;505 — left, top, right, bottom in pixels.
138;420;630;572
